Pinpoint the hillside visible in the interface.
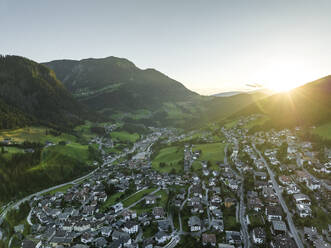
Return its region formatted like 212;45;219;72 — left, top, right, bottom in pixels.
44;56;269;127
0;55;91;129
43;57;198;114
233;75;331;128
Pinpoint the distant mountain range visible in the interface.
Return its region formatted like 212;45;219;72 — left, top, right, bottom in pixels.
212;89;273;97
1;54;328;130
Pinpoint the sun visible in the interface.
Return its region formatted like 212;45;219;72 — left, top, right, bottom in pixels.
267;82;296;93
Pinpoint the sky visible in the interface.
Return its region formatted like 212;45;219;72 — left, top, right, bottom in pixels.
1;0;331;95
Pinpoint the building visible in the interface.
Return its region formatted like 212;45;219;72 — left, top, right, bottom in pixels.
252;227;266;244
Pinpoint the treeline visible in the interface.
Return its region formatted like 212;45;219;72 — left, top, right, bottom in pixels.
0;147;95;203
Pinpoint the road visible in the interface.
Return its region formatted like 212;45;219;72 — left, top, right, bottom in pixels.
239;182;250;248
253;143;304;248
224;143;250;247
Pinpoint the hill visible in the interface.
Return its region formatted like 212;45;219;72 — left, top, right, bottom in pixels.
0;55;92;129
44;56;269;127
43;57;198;114
233;75;331;128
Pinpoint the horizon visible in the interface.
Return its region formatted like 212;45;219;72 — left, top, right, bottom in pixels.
1;0;331;94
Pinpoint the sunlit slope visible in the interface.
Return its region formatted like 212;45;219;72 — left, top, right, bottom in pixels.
233;75;331;127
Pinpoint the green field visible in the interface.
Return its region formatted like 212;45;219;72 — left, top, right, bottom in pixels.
0;126;78;144
43;184;73;195
110;131;140;143
243;115;269;130
122;188;157;207
152;146;184;173
100;192;125;212
313;122;331;140
224;120;238;129
192;142;227;170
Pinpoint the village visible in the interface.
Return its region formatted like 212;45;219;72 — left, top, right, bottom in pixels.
6;116;330;248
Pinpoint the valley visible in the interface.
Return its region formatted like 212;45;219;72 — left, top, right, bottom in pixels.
0;55;330;248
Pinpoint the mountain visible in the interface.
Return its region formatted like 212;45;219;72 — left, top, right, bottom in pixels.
43;57;198;114
43;56;272;128
233;75;331;128
212;91;244;97
0;55;90;129
212;89;273;97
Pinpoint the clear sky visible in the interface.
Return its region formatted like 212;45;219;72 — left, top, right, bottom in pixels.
1;0;330;95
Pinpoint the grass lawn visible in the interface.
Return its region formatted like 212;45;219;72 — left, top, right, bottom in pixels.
224;120;238;129
29;143;89;172
154;190;169;208
122;188;157;207
192;142;227;170
0;126;77;144
244;115;269;130
110;131;140;143
152;146;184;173
100;192;125;212
43;184;73;195
2;147;24;159
313;122;331;140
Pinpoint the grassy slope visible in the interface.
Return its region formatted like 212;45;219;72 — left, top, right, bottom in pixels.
313;122;331;140
110;131;140;143
152;146;184;173
122;188;157;207
0;126;77;144
192;142;227;170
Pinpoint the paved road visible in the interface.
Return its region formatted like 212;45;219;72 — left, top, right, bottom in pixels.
253;144;304;248
225;142;250;247
239;182;250;248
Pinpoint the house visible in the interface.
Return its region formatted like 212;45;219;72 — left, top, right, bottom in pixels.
265;206;283;222
153;207;165;219
155;231;170;244
188;216;201;232
211;219;224;232
122;221;139;234
247;197;263;212
272;221;287;234
202;234;216;246
224;198;236;208
295;170;310;183
262;187;275;198
255;171;267;180
94;237;108;247
271;234;297;248
293;193;311;205
226;231;242;245
306;179;321;190
192;185;203;198
252;227;266;244
296;204;312;218
145;195;157;205
101;226;112;237
22;240;41;248
113;202;124;213
279;175;292;185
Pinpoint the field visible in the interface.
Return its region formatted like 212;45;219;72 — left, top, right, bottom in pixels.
192;142;227;170
152;146;184;173
243;115;269;130
224;120;238;129
122;188;157;207
110;131;140;143
100;192;125;212
313;122;331;140
0;126;77;144
43;184;73;196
